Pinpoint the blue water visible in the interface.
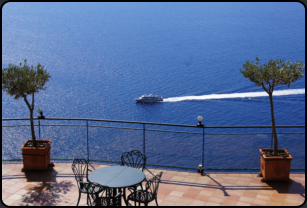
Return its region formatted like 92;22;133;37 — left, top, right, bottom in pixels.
2;2;305;170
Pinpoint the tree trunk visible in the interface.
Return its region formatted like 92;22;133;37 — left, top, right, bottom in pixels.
268;92;278;156
24;94;36;147
29;108;37;147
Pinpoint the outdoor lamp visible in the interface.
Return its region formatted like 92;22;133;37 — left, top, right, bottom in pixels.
37;108;45;119
197;116;204;127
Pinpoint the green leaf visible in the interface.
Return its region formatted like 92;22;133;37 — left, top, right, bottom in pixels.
2;60;52;100
239;58;305;92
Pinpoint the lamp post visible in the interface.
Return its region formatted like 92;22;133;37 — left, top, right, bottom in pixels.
37;108;45;140
197;116;205;175
197;116;204;127
37;108;45;119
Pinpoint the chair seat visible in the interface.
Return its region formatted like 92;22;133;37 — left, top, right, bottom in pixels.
126;172;163;206
89;190;122;206
80;183;104;194
127;190;153;203
90;197;115;206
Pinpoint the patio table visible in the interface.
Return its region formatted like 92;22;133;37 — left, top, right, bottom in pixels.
88;165;145;206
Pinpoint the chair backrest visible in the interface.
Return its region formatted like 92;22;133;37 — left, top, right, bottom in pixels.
71;158;89;187
145;172;163;200
121;149;147;171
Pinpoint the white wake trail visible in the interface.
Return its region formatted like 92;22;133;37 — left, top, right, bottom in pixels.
163;89;305;102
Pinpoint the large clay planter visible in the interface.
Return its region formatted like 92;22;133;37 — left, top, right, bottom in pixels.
259;149;292;181
21;140;52;171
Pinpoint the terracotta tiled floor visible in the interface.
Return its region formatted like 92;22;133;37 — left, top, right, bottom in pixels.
2;162;305;206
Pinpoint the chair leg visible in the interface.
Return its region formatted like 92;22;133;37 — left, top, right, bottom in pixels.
155;197;159;206
76;192;81;206
86;193;90;206
144;198;148;206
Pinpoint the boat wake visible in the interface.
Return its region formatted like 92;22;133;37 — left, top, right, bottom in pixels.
163;89;305;102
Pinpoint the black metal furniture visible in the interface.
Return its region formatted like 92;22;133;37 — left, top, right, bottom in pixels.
127;172;163;206
71;158;104;206
121;149;147;172
87;182;122;206
88;166;146;206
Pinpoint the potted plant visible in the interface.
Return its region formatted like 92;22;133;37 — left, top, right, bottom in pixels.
2;59;52;171
240;57;305;181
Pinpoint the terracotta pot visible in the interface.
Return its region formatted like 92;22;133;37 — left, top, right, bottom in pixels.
21;140;52;171
259;148;292;181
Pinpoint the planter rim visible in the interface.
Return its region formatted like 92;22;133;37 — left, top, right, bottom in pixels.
259;148;293;160
21;140;52;149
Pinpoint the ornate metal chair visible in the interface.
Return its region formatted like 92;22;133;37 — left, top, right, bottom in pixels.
88;182;122;206
71;158;104;206
120;149;147;172
121;149;147;195
126;172;163;206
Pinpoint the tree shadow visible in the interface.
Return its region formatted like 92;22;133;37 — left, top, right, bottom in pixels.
265;179;305;197
20;180;74;206
18;167;75;206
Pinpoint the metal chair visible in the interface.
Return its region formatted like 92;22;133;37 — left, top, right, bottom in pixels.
121;149;147;195
71;158;104;206
126;172;163;206
88;182;122;206
120;149;147;172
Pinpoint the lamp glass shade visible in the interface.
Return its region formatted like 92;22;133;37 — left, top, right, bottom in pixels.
197;116;203;122
37;108;42;113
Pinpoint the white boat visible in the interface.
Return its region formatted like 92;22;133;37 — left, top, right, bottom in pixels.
135;94;163;102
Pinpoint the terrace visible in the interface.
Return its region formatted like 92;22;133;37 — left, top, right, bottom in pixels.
2;118;305;206
2;162;305;206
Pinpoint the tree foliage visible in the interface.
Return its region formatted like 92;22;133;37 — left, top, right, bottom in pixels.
240;57;305;93
2;59;51;99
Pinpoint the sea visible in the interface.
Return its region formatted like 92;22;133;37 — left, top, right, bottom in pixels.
2;2;305;171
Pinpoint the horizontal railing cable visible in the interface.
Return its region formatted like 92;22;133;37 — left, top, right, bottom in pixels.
2;124;305;135
2;117;305;129
2;118;305;171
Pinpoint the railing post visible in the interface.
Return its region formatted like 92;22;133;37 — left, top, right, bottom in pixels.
143;124;145;154
87;120;89;162
38;119;41;140
202;127;205;173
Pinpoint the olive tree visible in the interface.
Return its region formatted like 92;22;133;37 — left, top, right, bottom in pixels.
2;60;51;147
240;57;304;156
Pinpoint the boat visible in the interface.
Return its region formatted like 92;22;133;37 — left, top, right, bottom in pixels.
135;94;163;103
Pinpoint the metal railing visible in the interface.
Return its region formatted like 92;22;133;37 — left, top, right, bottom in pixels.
2;118;305;172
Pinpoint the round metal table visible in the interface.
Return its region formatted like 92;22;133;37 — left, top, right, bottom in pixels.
88;166;145;205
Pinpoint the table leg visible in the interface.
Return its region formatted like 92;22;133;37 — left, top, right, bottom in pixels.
117;188;122;206
123;188;129;206
111;188;122;206
134;186;137;206
106;189;111;206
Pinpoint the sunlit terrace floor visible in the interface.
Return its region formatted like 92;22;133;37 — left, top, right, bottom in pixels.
2;162;305;206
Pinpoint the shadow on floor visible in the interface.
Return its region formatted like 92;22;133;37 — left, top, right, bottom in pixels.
266;179;305;196
20;180;75;206
18;168;75;206
23;167;58;182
